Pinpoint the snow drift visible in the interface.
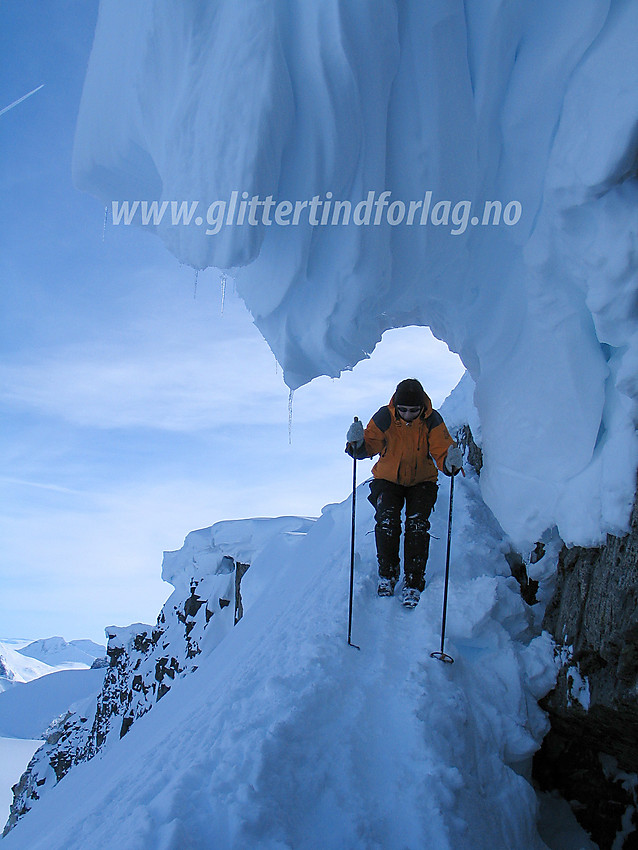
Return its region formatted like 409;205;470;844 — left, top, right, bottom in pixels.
73;0;638;547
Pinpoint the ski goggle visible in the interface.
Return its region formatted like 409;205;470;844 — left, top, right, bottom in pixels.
396;405;422;415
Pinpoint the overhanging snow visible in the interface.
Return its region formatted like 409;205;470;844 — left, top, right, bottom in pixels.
73;0;638;544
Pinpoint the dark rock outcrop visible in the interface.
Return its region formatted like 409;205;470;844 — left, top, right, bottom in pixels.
455;424;544;606
454;423;482;475
3;559;245;836
504;548;540;606
534;491;638;848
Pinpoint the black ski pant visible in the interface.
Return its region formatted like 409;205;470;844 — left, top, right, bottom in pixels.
368;479;438;592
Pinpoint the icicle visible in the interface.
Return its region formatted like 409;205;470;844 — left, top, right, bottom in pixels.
220;272;227;316
102;205;108;242
193;269;199;299
288;388;294;445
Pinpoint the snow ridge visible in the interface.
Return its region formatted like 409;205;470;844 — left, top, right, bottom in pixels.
3;516;312;835
3;438;558;849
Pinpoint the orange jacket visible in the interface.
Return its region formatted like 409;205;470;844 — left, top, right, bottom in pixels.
356;392;454;486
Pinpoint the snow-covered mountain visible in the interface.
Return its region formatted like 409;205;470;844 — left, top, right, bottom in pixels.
65;640;106;659
0;637;105;695
0;644;59;692
17;637;105;668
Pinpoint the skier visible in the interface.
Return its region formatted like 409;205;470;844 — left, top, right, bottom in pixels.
346;378;463;608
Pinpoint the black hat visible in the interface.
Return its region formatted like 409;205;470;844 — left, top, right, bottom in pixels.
394;378;426;407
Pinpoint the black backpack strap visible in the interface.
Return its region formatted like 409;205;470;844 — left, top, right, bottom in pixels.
425;409;443;430
372;406;392;432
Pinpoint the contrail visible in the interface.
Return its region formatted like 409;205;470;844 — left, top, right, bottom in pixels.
0;84;44;118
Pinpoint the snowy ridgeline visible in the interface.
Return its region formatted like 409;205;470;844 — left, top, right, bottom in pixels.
3;408;574;849
73;0;638;548
3;515;314;837
15;637;105;668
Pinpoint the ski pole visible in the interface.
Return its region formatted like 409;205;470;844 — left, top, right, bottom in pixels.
347;417;360;650
431;473;455;663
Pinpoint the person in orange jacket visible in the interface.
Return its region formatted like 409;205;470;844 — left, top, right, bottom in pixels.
346;378;463;608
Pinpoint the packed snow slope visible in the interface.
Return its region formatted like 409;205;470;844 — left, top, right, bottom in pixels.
3;451;559;847
73;0;638;547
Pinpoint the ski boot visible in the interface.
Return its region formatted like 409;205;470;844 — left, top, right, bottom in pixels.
377;576;397;597
401;586;420;609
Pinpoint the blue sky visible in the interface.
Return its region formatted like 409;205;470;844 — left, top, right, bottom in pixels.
0;1;463;644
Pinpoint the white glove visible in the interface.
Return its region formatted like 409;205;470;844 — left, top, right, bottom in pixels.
346;420;364;447
444;445;463;474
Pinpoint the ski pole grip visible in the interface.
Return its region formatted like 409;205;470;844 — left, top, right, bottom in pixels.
346;417;361;454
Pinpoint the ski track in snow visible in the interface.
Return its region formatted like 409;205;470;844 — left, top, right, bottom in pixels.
4;475;553;849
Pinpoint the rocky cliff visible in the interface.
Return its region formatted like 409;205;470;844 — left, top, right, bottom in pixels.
457;419;638;848
533;486;638;849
